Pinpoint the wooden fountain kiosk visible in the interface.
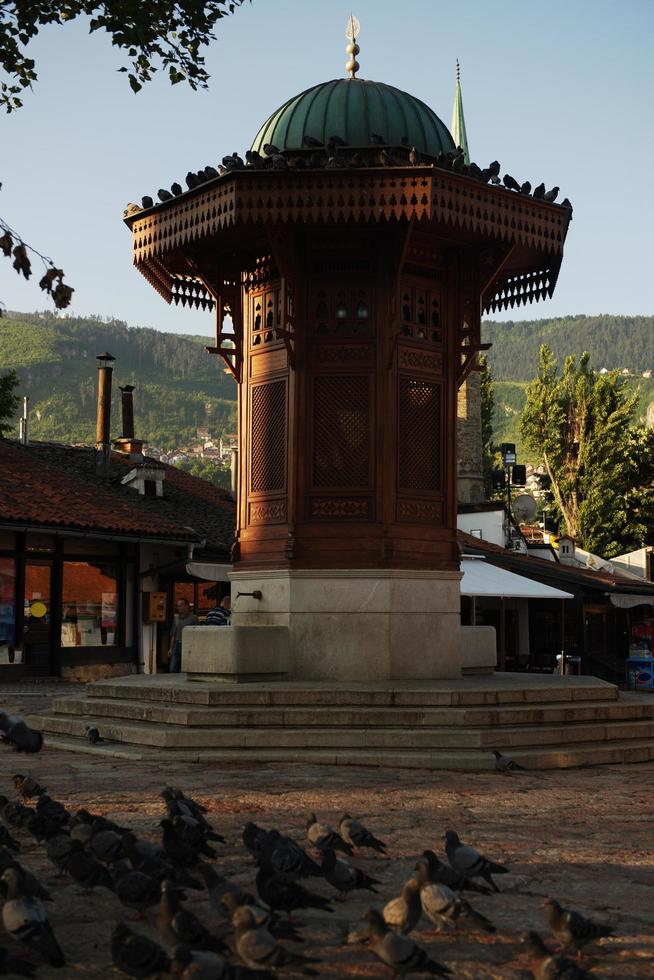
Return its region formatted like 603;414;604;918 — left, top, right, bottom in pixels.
125;30;571;683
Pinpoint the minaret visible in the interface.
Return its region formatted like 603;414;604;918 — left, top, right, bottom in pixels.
451;60;470;164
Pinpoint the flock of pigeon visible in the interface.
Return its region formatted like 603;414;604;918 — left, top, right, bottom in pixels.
125;135;571;218
0;754;615;978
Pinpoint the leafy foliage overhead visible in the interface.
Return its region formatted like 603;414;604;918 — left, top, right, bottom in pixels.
0;1;247;111
0;369;19;436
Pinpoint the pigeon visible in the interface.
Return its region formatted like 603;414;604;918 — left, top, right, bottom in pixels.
467;161;483;179
560;197;573;210
444;830;508;893
533;182;546;199
370;133;386;145
164;793;225;842
171;182;183;196
0;947;37;976
1;869;65;967
233;906;320;976
302;135;323;148
451;152;465;173
172;944;273;980
0;796;33;829
320;847;380;899
520;181;532;194
488;160;501;176
124;837;202;891
90;829;126;864
0;860;51;902
84;725;103;744
339;813;387;854
45;831;74;875
245;149;264;167
242;821;269;858
24;812;56;841
36;794;69;827
71;808;129;836
0;826;19;853
306;813;353;855
408;147;420;167
379;148;396;167
522;931;593;979
220;892;303;942
415;860;495;933
493;749;526;773
157;188;173;202
0;847;18;874
0;714;43;754
543;186;559;203
66;840;114;892
503;173;521;192
263;143;280;156
204;165;219;179
160;817;200;867
141;195;154;209
171;815;218;859
12;775;46;800
271;154;288;170
364;909;451;976
111;922;171;978
258;828;323;877
383;877;423;935
186;171;200;189
111;861;162;916
156;879;228;953
544;898;613;953
197;863;258;917
420;850;492;895
327;134;347;149
255;865;333;917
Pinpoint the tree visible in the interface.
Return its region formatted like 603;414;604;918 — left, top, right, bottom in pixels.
479;354;496;495
0;1;246;311
0;370;19;435
521;344;654;557
176;457;231;491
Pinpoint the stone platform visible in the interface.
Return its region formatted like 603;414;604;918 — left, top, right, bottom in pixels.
28;673;654;770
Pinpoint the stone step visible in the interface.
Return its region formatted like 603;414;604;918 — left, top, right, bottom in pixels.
50;695;653;730
29;710;654;752
83;675;619;708
38;732;654;770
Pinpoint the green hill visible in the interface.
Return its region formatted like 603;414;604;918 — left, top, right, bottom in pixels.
0;311;236;448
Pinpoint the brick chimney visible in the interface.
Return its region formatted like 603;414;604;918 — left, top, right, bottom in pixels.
113;384;144;460
95;352;115;475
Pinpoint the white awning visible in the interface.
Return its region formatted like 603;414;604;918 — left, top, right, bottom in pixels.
185;561;232;582
607;593;654;609
461;558;573;599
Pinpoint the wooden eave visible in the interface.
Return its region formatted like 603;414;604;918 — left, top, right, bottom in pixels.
125;167;571;313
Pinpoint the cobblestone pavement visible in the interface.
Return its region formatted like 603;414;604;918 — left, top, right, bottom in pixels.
0;687;652;978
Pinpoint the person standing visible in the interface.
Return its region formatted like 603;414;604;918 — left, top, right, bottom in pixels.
168;597;197;672
204;594;231;626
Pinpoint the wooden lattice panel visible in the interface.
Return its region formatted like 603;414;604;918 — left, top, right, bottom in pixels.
313;376;370;488
250;380;287;494
398;378;442;492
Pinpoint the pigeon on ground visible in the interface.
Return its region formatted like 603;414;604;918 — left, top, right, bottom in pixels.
416;859;495;933
0;826;20;853
306;813;353;855
320;847;380;899
111;861;162;916
364;909;451;976
12;775;46;800
45;831;74;875
1;869;65;967
339;813;387;854
383;877;423;935
233;906;320;976
258;828;323;878
66;840;114;892
444;830;509;893
544;898;613;954
0;860;51;902
532;182;546;199
0;847;18;874
0;796;33;829
220;892;303;942
71;808;129;836
35;794;69;827
89;829;126;864
493;749;526;773
111;922;171;978
172;944;273;980
522;931;593;979
171;815;218;860
161;787;210;822
0;946;37;976
141;195;154;209
24;812;56;841
160;818;200;868
0;714;43;754
197;863;257;917
124;837;202;891
242;822;269;858
543;186;559;203
421;850;492;895
255;865;333;917
85;725;103;744
503;174;521;192
156;880;228;953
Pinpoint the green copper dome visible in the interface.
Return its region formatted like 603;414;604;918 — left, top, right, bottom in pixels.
251;78;455;158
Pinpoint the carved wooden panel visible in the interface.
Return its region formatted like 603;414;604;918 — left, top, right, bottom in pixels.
250;348;288;377
398;378;442;492
398;348;443;375
397;500;443;523
313;376;370;488
250;380;287;493
248;500;287;524
309;497;372;519
313;345;373;365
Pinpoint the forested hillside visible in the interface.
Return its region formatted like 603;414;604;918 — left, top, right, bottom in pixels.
0;311;236;447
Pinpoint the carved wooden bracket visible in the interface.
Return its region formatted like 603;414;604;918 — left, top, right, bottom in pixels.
387;218;416;370
265;226;299;370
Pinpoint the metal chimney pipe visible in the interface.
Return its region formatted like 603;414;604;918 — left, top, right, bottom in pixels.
119;384;135;440
95;352;115;474
19;396;29;446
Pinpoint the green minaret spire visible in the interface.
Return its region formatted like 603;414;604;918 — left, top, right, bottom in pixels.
450;60;470;164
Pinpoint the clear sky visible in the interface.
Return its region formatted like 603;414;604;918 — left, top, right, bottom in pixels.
1;0;653;335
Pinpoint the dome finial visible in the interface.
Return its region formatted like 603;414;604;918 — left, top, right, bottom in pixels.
345;14;361;78
456;59;461;83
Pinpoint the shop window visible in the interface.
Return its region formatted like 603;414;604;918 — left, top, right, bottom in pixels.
61;562;119;647
0;558;17;665
26;533;55;552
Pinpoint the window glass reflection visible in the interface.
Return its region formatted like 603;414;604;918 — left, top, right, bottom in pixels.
61;562;119;647
0;558;17;665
